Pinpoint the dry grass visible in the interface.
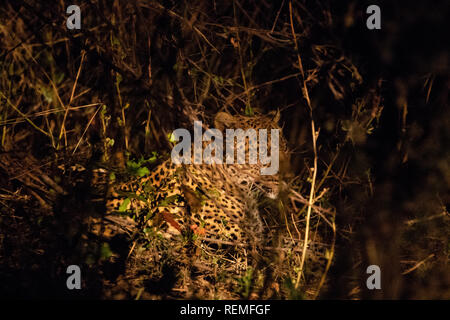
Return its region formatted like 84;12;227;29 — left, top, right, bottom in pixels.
0;0;448;299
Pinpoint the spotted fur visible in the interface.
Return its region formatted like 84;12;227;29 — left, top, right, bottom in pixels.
106;111;288;242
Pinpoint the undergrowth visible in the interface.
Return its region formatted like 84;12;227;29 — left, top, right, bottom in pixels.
0;0;448;299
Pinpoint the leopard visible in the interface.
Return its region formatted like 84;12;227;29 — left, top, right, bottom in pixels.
105;110;289;243
56;110;332;296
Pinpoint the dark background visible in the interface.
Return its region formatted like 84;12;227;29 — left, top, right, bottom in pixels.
0;0;448;299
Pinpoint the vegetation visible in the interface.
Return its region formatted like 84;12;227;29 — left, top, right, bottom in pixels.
0;0;448;299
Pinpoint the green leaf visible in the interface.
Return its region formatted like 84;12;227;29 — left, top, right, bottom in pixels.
39;85;53;103
149;151;158;162
159;195;180;207
101;104;107;116
100;242;113;260
118;198;131;212
111;36;120;47
116;72;122;84
106;137;115;147
245;105;254;116
168;132;177;143
55;72;65;84
136;166;150;177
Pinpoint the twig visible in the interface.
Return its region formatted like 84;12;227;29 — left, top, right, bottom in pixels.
233;1;252;114
72;105;102;154
402;254;435;275
0;91;52;138
198;236;329;254
314;214;336;299
0;103;100;126
270;0;285;33
289;1;319;290
405;211;449;226
149;2;219;53
59;50;86;148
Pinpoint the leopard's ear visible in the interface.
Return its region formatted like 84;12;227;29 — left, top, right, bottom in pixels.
214;112;235;131
268;109;281;123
